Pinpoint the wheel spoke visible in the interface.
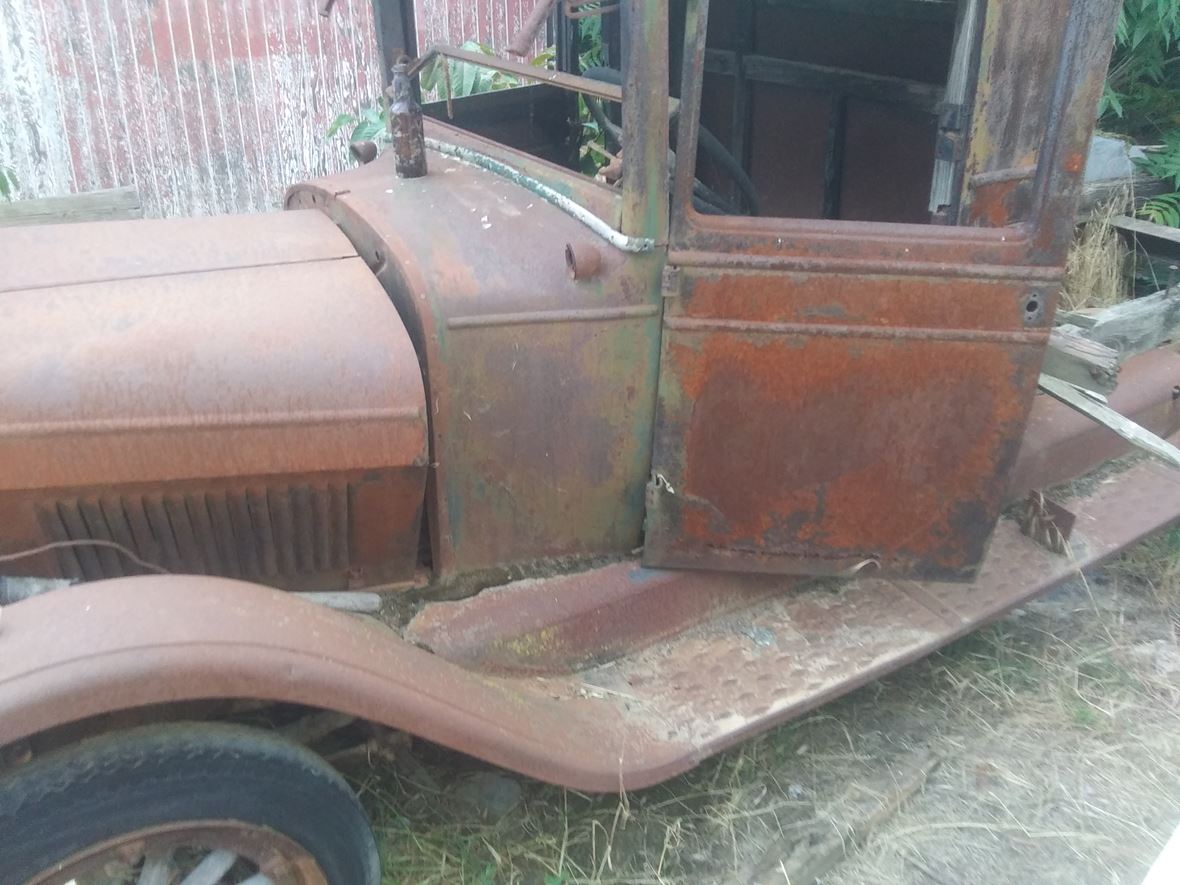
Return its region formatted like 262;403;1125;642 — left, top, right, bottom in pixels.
178;849;238;885
135;851;174;885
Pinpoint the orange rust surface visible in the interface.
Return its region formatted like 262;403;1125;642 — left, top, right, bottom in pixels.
967;177;1034;228
3;449;1178;792
0;212;428;590
646;268;1047;580
684;273;1038;330
289;128;664;578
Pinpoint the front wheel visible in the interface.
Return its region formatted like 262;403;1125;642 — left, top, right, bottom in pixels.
0;722;381;885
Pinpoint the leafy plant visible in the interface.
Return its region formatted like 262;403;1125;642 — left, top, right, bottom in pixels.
326;16;612;178
420;40;553;97
0;164;17;202
574;14;612;174
1103;0;1180;134
1141;192;1180;226
1103;0;1180;226
327;43;555;152
1136;130;1180;188
576;11;605;71
326;105;389;145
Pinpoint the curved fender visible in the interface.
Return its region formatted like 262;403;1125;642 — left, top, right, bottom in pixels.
0;576;688;791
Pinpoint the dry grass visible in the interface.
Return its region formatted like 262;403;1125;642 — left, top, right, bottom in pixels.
1062;193;1134;311
356;531;1180;885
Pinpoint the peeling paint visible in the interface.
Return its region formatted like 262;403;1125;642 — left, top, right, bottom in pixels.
0;0;382;217
412;0;547;58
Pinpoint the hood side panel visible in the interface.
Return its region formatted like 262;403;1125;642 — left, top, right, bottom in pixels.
0;210;428;589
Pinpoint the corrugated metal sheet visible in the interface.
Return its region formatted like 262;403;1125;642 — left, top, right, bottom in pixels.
413;0;544;56
0;0;383;217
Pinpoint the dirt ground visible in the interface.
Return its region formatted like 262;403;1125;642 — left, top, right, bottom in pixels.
356;529;1180;884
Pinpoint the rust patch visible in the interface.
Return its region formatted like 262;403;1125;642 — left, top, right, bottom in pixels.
646;268;1046;580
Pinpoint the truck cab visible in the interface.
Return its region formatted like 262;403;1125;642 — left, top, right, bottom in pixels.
3;2;1169;884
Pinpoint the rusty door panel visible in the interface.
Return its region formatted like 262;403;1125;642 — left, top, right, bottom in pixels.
645;270;1047;580
646;0;1119;580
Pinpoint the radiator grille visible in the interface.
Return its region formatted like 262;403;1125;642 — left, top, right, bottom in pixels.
38;486;351;582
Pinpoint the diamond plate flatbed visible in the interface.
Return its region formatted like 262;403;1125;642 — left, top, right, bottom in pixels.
414;452;1180;787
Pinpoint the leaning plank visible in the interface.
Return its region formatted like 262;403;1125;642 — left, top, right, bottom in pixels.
1111;214;1180;249
1038;374;1180;469
1065;288;1180;358
750;752;941;885
1041;327;1120;393
0;186;141;227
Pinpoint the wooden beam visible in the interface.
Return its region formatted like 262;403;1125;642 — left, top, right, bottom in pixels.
1038;374;1180;470
1042;326;1120;394
0;186;141;227
1059;288;1180;359
1112;214;1180;250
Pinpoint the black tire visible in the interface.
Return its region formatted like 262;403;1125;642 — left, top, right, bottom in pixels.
0;722;381;885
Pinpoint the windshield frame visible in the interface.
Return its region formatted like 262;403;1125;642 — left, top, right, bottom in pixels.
404;1;670;245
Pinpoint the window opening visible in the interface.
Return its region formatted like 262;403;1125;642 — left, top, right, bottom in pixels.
683;0;984;225
414;3;625;180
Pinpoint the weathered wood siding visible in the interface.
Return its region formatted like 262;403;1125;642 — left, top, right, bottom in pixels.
413;0;543;55
0;0;383;216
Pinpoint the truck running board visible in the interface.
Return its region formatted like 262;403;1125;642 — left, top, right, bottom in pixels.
3;453;1177;794
412;453;1180;787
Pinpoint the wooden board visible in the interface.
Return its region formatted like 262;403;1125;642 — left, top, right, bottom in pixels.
1042;327;1120;393
1038;374;1180;469
1113;214;1180;251
1059;288;1180;358
0;187;142;227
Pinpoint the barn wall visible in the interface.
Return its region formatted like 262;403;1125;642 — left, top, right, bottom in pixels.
0;0;546;217
412;0;544;56
0;0;384;216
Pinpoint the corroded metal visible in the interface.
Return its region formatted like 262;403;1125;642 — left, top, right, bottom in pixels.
3;444;1178;792
388;62;428;179
288;122;663;582
350;140;380;165
565;242;604;280
0;0;1143;801
645;0;1120;580
0;211;428;589
409;45;625;104
29;822;327;885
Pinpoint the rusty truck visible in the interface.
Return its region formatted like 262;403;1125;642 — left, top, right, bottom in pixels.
2;0;1176;882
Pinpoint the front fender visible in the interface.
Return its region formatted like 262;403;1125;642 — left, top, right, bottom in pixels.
0;576;687;791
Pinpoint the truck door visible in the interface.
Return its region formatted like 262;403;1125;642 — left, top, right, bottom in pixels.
644;0;1118;580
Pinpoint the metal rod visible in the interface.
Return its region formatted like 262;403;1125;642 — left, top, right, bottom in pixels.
410;46;622;104
425;138;654;253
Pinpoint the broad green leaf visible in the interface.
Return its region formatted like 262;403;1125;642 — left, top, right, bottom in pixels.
326;112;357;139
459;60;479;97
351;118;386;142
1140;192;1180;227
